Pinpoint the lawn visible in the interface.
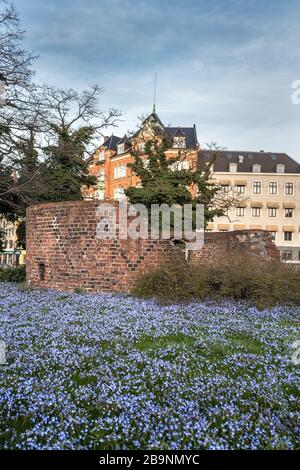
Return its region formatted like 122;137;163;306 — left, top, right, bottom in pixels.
0;282;299;450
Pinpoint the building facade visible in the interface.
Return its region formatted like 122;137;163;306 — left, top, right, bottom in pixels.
201;150;300;262
85;112;300;262
0;219;25;267
84;112;199;201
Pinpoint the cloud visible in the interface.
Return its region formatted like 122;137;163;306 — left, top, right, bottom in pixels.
13;0;300;159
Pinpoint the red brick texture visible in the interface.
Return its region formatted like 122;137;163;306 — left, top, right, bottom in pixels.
26;201;280;293
187;230;280;264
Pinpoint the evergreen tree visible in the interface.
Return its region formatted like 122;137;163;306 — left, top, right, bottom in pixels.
125;138;224;228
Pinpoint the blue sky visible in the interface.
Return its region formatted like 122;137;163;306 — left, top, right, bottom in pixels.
14;0;300;160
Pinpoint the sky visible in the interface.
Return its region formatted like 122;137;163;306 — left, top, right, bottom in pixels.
13;0;300;160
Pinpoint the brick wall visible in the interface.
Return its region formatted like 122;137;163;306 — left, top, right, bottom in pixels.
26;201;182;292
187;230;280;264
26;201;279;293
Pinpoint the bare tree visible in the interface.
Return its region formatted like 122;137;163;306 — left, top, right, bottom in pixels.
38;84;121;157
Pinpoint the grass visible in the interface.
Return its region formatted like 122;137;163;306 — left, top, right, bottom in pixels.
134;332;196;352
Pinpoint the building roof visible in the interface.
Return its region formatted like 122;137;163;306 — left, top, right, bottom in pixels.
165;125;198;149
102;135;122;151
116;134;131;145
199;150;300;174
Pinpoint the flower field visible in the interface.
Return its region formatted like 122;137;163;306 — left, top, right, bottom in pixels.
0;282;299;450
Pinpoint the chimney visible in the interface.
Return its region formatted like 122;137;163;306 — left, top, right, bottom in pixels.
260;149;264;152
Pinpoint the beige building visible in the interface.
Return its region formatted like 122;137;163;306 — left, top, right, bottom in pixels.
0;219;26;267
202;150;300;262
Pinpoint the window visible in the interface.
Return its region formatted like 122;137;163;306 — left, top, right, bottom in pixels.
220;185;230;193
281;250;292;261
276;164;285;173
236;185;245;194
285;182;294;195
113;187;126;200
39;263;45;281
252;207;261;217
284;231;293;241
177;160;189;170
117;143;125;155
171;160;189;170
269;231;277;241
229;163;237;172
96;171;105;200
252;164;261;173
269;182;277;194
173;136;186;148
138;142;145;152
285;208;294;218
236;207;245;217
98;150;105;162
114;165;126;179
253;181;262;194
268;208;277;217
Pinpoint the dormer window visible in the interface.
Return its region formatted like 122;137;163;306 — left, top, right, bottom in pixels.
138;142;145;152
98;150;105;162
229;163;237;173
173;136;186;148
117;143;125;155
170;160;189;171
238;155;244;163
252;164;261;173
276;164;285;173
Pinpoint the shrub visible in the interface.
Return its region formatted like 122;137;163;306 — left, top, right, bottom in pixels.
207;255;300;309
133;255;208;302
0;265;26;283
133;254;300;308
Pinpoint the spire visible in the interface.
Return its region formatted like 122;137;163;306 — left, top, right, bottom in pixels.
152;73;157;113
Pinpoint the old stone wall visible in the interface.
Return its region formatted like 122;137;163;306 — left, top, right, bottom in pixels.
26;201;279;293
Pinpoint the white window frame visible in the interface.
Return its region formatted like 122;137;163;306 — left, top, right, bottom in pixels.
252;207;261;217
113;187;126;200
114;165;127;179
283;231;293;242
252;164;261;173
252;181;262;195
138;142;145;152
284;208;294;218
268;181;278;195
172;136;186;149
285;181;294;196
229;163;237;173
268;207;277;218
276;164;285;173
98;150;105;162
236;207;245;217
236;185;246;194
117;143;125;155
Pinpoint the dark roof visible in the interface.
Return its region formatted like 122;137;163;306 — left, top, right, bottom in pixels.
165;125;198;149
117;134;131;145
102;135;122;151
142;112;164;129
199;150;300;174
